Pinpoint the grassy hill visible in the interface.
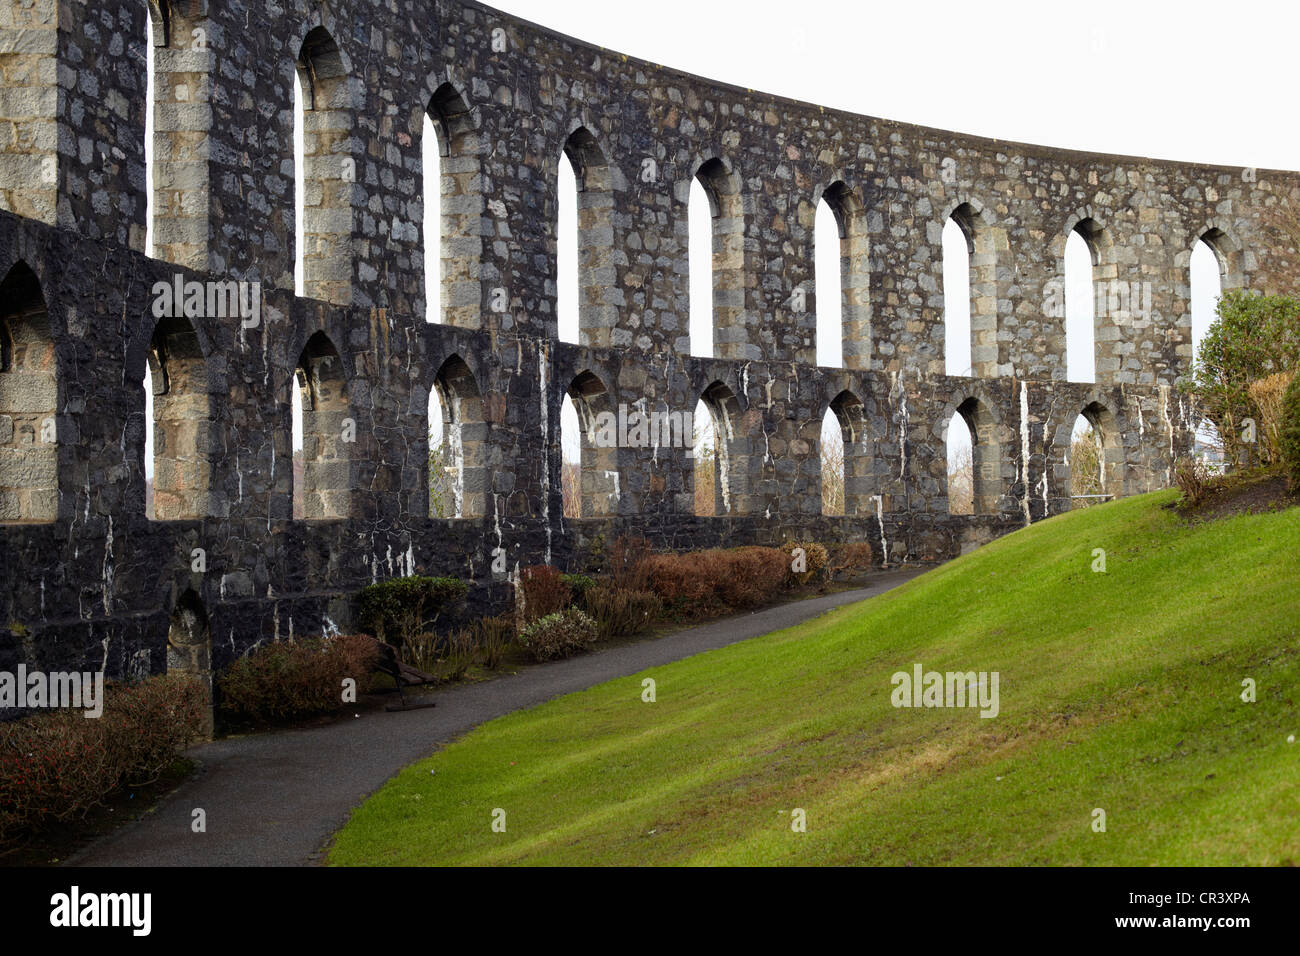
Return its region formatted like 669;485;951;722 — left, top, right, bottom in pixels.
329;490;1300;865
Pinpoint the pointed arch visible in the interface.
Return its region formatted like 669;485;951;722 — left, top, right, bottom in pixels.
943;200;1003;378
690;158;746;360
944;394;1003;515
1066;400;1125;507
818;182;871;370
0;262;57;523
557;126;615;347
430;354;486;518
145;0;212;269
294;26;357;305
167;587;212;736
826;390;871;516
146;316;215;520
693;380;748;516
564;370;618;517
422;81;481;328
292;331;351;520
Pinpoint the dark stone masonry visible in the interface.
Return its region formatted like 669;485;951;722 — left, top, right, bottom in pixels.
1;0;1297;706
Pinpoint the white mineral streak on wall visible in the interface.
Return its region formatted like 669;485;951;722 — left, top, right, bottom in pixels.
873;493;888;568
538;342;552;563
1020;381;1032;526
1159;383;1174;484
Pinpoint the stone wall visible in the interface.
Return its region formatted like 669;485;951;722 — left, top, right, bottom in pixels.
0;0;1297;699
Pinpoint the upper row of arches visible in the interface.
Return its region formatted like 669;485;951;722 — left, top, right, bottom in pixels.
134;10;1238;380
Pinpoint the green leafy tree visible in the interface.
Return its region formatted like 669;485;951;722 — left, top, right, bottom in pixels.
1180;290;1300;470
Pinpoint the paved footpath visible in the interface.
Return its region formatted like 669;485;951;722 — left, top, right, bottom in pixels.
71;569;924;867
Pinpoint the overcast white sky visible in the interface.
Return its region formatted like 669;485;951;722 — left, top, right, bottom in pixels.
497;0;1298;171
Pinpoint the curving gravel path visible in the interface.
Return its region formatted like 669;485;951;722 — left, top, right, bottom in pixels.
69;570;924;867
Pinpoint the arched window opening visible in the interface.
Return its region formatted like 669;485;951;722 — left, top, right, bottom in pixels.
292;332;350;520
1066;225;1098;383
948;396;1001;515
557;128;614;347
424;83;479;328
0;263;57;524
1068;413;1103;508
430;355;485;518
167;588;212;736
946;410;974;515
143;362;154;515
560;393;581;518
146;317;213;520
821;406;844;516
294;27;351;304
293;66;305;296
692;398;719;516
557;152;578;343
693;382;745;516
428;385;452;517
290;373;304;518
943;214;972;376
563;372;618;518
826;390;869;516
690;160;745;360
1190;236;1226;468
1068;402;1123;506
815;195;843;368
820;182;871;370
144;5;156;258
688;176;712;358
422;112;441;324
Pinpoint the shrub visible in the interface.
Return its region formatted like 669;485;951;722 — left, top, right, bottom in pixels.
518;609;599;662
785;541;829;587
720;546;792;607
583;585;663;641
608;535;652;592
357;576;467;648
639;550;728;617
1248;370;1296;464
470;613;515;670
519;565;571;623
217;633;381;725
639;546;790;618
0;674;207;848
1282;371;1300;491
829;541;876;577
1174;456;1212;509
561;573;596;603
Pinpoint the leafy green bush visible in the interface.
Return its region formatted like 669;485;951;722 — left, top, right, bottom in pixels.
0;674;207;848
1281;370;1300;491
1180;290;1300;469
518;609;599;662
582;585;662;641
217;634;381;724
357;576;467;647
561;573;596;602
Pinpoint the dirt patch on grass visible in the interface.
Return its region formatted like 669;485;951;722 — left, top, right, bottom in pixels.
1170;469;1299;522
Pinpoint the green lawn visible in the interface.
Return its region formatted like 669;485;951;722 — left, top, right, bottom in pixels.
329;491;1300;865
